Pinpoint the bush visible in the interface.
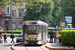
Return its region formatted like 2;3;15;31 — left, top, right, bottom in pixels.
60;30;75;46
1;30;23;34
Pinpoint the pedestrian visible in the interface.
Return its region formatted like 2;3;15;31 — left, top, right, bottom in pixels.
0;32;2;43
10;33;15;43
56;31;61;43
59;32;61;43
49;30;53;43
53;32;56;43
4;32;7;43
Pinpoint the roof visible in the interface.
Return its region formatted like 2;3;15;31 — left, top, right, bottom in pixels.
23;20;48;26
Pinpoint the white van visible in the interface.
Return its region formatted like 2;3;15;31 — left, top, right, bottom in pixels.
16;32;23;43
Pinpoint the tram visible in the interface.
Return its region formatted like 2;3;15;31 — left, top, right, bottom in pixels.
23;20;48;44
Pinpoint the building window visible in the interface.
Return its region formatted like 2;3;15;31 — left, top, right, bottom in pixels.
19;10;23;17
12;10;16;17
5;21;9;26
5;6;10;14
12;23;16;30
19;23;22;30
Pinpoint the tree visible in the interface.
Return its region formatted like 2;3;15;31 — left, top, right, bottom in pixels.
0;0;52;7
23;0;54;26
63;0;75;27
0;0;52;11
52;0;62;26
0;0;54;26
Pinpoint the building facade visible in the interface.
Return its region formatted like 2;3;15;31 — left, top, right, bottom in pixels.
4;6;11;30
11;3;25;30
0;2;25;30
0;4;11;30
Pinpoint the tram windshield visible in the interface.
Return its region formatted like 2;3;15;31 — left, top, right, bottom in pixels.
27;25;39;33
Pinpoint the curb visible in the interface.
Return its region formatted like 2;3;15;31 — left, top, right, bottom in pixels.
10;43;25;50
45;44;74;50
10;45;15;50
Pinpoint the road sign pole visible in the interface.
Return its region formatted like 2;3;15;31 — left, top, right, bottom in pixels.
62;26;63;30
69;26;70;30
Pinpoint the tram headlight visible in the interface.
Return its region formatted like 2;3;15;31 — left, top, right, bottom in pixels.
34;38;36;40
28;38;31;40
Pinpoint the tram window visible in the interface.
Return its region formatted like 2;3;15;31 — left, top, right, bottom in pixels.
39;25;43;33
46;27;48;33
45;26;47;33
27;25;39;33
43;26;45;33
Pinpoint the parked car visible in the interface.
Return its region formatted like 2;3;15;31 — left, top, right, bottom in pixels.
16;32;23;43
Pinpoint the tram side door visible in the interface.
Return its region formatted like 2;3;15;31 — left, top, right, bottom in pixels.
42;25;45;43
41;25;43;43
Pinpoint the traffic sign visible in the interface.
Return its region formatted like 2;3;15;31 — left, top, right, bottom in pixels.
67;24;72;26
65;16;72;23
60;20;65;26
60;20;65;22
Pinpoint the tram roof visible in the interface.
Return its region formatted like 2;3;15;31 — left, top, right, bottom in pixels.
23;20;48;26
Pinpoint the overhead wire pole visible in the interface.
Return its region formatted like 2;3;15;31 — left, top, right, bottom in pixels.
62;0;64;20
68;0;69;16
68;0;70;30
62;0;64;30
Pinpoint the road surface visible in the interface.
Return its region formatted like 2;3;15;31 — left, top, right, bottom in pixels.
0;36;16;50
0;36;49;50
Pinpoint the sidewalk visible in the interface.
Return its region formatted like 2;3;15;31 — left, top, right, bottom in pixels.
10;43;75;50
45;43;74;50
10;44;26;50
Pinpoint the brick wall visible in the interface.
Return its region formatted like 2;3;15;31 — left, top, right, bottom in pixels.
1;17;5;28
9;18;11;29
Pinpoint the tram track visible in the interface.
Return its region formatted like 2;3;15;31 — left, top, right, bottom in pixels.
12;43;49;50
25;47;28;50
24;44;48;50
40;47;45;50
25;47;46;50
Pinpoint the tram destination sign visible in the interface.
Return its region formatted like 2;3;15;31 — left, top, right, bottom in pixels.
28;22;37;25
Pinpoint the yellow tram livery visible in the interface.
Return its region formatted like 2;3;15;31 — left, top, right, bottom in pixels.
23;20;48;45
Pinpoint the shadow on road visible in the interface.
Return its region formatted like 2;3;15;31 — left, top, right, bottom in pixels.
14;43;43;47
2;44;14;47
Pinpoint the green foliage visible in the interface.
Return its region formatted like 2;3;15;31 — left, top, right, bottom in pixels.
23;1;54;26
63;0;75;27
0;0;51;8
1;29;23;34
60;30;75;46
0;0;2;2
52;0;62;26
1;0;75;28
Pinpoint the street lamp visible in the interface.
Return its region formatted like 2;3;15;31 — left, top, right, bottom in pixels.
36;5;42;20
37;11;40;20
